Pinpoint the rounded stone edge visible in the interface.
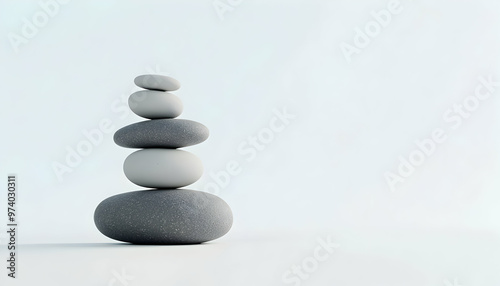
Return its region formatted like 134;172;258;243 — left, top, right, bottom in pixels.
93;189;233;245
122;149;204;188
128;90;184;119
112;119;210;149
134;74;181;91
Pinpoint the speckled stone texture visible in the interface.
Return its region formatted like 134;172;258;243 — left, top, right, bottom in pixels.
129;90;183;119
95;74;232;245
94;189;233;244
134;74;180;91
113;119;209;149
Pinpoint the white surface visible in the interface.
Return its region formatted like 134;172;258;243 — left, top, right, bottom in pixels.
1;229;500;285
0;0;499;284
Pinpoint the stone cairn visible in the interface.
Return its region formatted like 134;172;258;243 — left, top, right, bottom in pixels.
94;74;233;244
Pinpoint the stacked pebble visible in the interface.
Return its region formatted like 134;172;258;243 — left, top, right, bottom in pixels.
94;75;233;245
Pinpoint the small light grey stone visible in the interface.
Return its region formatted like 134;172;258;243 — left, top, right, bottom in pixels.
94;189;233;244
129;90;183;119
114;119;209;149
124;149;203;188
134;74;180;91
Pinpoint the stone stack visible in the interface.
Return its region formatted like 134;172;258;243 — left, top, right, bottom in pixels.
94;74;233;244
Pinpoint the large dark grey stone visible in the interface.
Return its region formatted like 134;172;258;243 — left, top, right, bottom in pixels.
114;119;209;148
94;189;233;244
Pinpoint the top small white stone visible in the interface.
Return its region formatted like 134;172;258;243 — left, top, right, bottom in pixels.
134;74;181;91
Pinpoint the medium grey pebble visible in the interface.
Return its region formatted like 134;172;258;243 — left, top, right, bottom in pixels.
114;119;209;149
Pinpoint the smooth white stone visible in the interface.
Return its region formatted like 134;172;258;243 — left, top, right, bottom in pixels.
123;149;203;188
129;90;183;119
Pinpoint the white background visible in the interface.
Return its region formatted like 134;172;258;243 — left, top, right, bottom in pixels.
1;0;500;285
